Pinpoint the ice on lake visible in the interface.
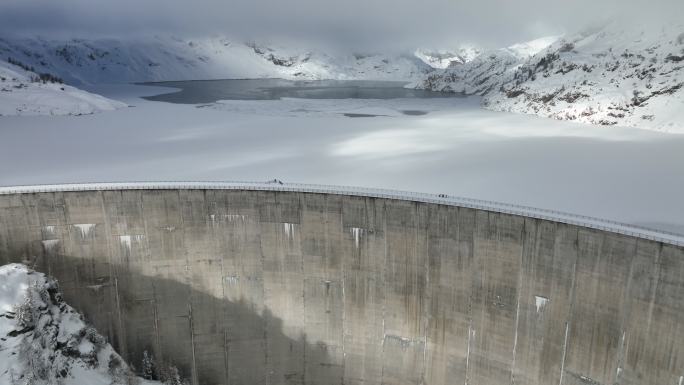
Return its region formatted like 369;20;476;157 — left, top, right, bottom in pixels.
1;82;683;235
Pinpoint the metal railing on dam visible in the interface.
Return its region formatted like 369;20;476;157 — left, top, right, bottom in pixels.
1;180;683;246
0;184;683;385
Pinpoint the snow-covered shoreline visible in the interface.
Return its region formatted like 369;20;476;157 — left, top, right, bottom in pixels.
0;59;126;117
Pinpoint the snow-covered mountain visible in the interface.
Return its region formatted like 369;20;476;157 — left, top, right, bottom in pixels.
409;35;559;94
0;264;168;385
486;24;684;131
0;59;126;116
414;45;482;69
0;36;433;85
504;36;562;59
414;23;684;132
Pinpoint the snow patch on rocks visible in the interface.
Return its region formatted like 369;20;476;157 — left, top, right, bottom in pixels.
0;263;161;385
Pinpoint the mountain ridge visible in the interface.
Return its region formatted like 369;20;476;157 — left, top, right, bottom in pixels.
0;36;434;85
413;22;684;132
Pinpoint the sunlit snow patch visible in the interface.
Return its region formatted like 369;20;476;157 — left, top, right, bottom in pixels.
350;227;365;248
41;239;60;252
73;223;96;238
283;223;297;241
534;295;549;313
119;235;145;250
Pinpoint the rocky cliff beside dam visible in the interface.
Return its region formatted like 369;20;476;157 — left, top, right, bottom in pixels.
0;187;682;385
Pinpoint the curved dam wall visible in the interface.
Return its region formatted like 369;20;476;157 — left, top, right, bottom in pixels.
0;187;683;385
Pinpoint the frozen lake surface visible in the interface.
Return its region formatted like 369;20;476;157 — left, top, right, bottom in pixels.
143;79;460;104
1;82;683;234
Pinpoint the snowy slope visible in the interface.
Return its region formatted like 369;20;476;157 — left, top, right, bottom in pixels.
414;45;482;69
0;36;433;85
0;59;126;116
504;36;562;59
409;36;559;94
415;23;684;132
485;23;684;132
0;264;166;385
412;48;520;94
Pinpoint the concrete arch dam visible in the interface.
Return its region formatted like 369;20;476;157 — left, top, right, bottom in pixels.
0;184;682;385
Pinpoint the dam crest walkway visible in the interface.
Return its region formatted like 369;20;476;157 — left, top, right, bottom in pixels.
1;180;682;247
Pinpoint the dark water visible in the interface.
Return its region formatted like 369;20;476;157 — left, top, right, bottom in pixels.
142;79;461;104
343;113;387;118
401;110;429;116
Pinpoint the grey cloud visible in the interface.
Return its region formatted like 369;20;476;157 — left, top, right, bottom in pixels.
0;0;681;48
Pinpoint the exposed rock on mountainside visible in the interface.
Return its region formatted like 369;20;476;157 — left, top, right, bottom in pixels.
414;46;482;69
0;264;166;385
0;36;432;84
415;49;521;95
486;24;684;131
410;36;559;94
415;23;684;132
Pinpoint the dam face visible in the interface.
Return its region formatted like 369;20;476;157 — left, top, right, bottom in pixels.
0;188;682;385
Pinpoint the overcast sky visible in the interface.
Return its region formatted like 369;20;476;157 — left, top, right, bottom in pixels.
0;0;681;48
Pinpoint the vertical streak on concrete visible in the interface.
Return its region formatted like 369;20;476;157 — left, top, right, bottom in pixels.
379;200;388;385
614;239;639;385
645;244;662;332
509;224;526;385
224;330;230;385
340;197;347;383
220;256;228;385
558;321;569;385
510;297;521;384
152;284;162;363
461;207;475;385
464;321;473;385
420;203;429;385
178;191;199;385
259;197;270;385
299;193;307;385
188;302;199;385
220;253;230;385
99;190;118;349
54;194;67;278
140;192;149;264
113;276;127;360
558;229;580;385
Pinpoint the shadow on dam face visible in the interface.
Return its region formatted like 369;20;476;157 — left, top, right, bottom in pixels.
0;189;683;385
47;254;338;385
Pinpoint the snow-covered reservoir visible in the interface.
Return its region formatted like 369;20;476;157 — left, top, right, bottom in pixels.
0;82;683;234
